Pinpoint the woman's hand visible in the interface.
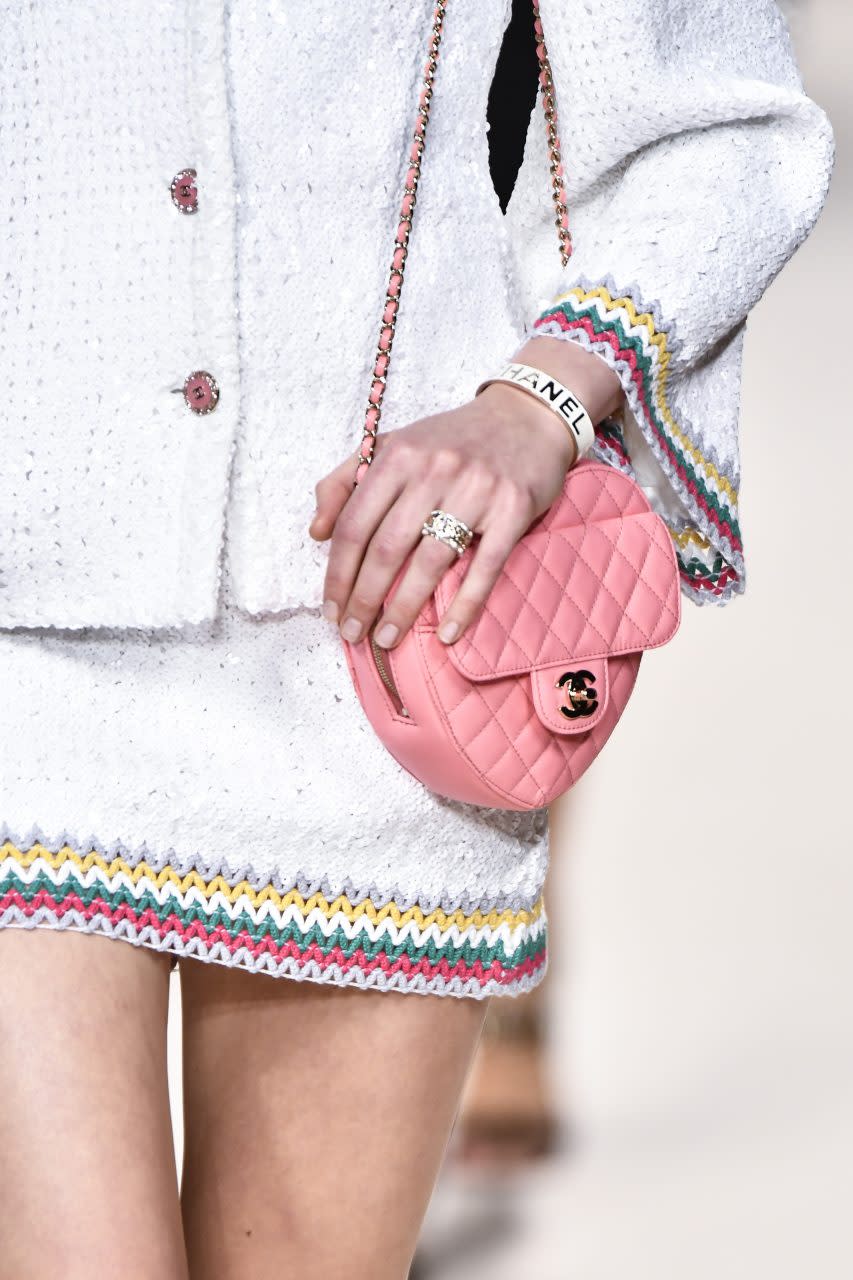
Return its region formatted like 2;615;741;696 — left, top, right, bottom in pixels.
309;338;623;649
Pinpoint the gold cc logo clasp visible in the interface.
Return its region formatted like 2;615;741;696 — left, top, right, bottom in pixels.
555;669;598;719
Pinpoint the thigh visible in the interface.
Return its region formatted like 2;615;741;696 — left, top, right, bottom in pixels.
179;961;489;1280
0;929;187;1280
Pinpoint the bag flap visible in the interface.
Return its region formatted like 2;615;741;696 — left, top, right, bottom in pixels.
433;506;680;683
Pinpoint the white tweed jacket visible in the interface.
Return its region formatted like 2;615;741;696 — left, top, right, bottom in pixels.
0;1;833;628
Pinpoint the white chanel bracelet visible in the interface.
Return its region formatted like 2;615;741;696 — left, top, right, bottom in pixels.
475;362;596;460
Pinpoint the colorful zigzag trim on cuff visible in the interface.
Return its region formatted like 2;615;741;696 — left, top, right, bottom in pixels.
0;839;547;1000
533;280;744;604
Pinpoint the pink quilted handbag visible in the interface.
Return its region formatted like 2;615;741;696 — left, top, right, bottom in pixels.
341;0;682;811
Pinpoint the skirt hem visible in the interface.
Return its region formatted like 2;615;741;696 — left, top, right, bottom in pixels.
0;915;548;1000
0;837;548;1001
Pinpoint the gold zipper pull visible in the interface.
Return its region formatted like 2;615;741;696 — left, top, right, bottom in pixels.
368;629;410;718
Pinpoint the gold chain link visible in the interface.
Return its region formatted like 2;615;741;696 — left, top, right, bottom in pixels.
533;0;572;267
353;2;448;484
353;0;571;485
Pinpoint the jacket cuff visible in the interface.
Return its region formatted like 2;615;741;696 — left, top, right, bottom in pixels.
528;278;744;606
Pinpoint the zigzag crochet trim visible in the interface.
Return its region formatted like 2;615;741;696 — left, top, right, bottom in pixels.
0;824;542;915
533;279;744;606
591;415;635;475
0;837;547;1000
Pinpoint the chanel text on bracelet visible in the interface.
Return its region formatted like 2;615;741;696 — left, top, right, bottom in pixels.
475;362;596;459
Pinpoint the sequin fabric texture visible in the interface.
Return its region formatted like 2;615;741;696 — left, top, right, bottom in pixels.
0;1;833;626
0;2;833;994
0;595;549;997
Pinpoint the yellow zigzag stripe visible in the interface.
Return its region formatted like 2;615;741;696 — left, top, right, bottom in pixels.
671;526;714;552
1;843;543;932
550;284;738;510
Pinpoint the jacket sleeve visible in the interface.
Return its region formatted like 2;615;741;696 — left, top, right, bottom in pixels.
504;0;834;605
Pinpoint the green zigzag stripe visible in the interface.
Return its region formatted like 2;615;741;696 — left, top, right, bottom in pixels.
0;871;546;969
677;548;732;583
594;417;632;465
538;301;742;547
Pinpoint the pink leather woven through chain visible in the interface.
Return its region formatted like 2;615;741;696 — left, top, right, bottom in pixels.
340;3;682;812
353;0;570;484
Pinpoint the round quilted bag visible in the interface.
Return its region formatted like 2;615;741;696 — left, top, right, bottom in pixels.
343;459;681;811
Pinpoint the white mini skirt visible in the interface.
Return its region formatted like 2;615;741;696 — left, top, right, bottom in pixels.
0;580;549;999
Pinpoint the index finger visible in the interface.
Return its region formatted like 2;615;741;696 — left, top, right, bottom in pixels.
321;455;404;624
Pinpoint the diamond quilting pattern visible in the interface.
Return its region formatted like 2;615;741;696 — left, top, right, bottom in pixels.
423;630;642;807
434;461;680;681
348;458;680;811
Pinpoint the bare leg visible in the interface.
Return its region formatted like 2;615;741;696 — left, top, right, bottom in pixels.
0;930;187;1280
179;961;488;1280
455;811;568;1167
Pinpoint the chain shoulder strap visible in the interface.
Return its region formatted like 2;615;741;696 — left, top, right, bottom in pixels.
533;0;572;266
353;0;571;485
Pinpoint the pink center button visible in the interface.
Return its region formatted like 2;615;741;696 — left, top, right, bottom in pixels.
170;168;198;214
182;370;220;414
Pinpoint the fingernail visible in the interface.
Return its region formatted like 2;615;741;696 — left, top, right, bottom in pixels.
438;619;460;644
341;616;363;642
322;599;339;623
374;621;398;648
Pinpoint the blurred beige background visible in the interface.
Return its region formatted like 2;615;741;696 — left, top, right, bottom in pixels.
416;1;853;1275
167;3;852;1275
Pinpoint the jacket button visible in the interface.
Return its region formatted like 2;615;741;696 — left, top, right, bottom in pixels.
170;168;198;214
183;370;219;414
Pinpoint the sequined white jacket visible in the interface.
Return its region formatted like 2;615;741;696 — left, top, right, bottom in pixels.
0;1;833;628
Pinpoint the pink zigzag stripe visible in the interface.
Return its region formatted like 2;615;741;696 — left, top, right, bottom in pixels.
594;425;631;471
535;310;741;552
0;888;545;989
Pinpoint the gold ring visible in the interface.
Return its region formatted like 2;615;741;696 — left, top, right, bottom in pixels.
420;509;474;557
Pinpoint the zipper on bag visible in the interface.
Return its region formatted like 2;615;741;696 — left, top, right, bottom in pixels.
369;628;410;717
